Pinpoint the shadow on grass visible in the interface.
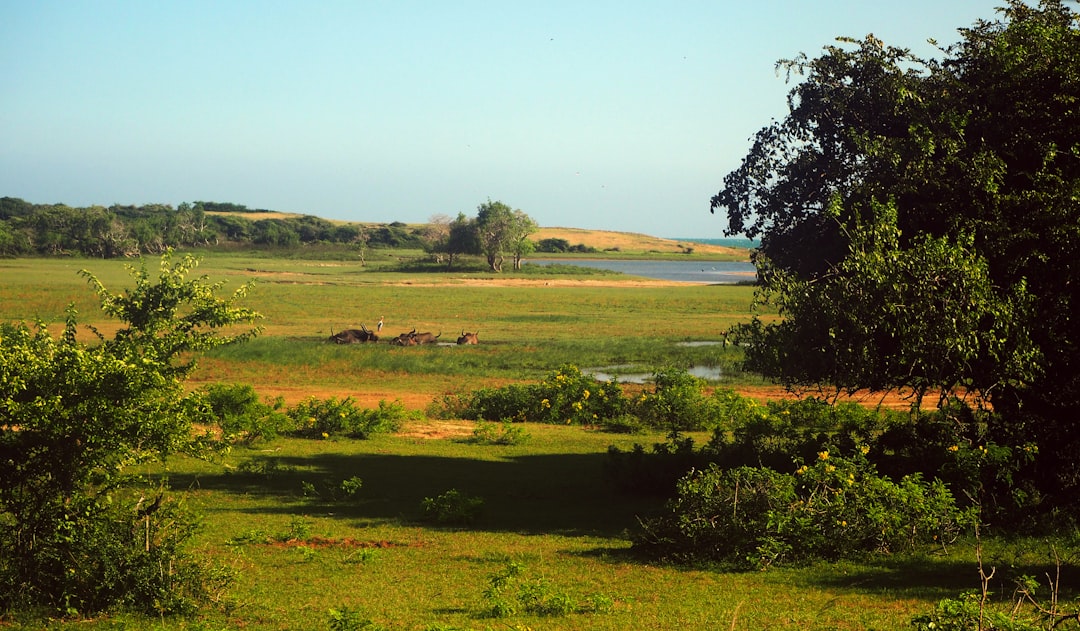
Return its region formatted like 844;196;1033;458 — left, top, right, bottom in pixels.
168;449;667;538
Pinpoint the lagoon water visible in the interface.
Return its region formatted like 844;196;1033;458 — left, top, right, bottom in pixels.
524;259;756;284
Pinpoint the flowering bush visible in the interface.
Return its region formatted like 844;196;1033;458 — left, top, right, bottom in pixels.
450;364;626;426
287;397;415;439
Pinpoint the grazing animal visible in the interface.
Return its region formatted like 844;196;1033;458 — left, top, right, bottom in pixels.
456;330;479;345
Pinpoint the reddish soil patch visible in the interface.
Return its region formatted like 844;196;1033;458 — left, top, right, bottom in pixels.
264;537;413;549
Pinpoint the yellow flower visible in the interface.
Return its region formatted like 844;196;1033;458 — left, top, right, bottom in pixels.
818;450;829;461
840;520;847;527
582;389;590;400
859;445;870;455
321;432;329;439
541;398;551;409
948;445;959;452
795;465;809;476
825;464;836;473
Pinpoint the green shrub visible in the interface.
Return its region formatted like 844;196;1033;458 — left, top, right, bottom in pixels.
420;489;484;525
0;253;260;617
201;383;290;444
634;449;977;568
288;397;415;439
702;394;891;471
470;421;531;445
481;561;616;619
598;413;647;434
327;606;387;631
634;367;716;432
0;489;231;617
452;364;627;426
911;591;1045;631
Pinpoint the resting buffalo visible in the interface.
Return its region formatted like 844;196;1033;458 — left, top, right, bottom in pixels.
329;324;378;344
389;329;441;346
389;329;418;346
457;330;479;345
411;331;442;345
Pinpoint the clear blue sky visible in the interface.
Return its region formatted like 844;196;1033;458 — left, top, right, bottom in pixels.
1;1;1002;238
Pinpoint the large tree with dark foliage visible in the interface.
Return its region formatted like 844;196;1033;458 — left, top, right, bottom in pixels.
712;1;1080;511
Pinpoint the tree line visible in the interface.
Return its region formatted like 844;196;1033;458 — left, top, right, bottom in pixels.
0;197;558;271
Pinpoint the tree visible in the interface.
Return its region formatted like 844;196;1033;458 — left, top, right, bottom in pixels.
509;210;538;271
474;200;537;272
712;0;1080;507
436;212;480;269
0;252;262;615
735;198;1040;410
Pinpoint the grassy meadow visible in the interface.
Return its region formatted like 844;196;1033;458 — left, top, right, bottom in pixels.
0;251;1019;630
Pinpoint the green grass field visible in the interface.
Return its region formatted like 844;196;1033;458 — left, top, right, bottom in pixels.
0;253;1042;630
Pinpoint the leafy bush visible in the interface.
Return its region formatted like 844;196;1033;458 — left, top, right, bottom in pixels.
443;364;626;426
288;397;415;439
201;383;290;444
703;395;890;471
911;591;1047;631
634;449;977;568
470;421;531;445
0;489;232;617
0;253;260;617
634;367;717;433
597;413;647;434
420;489;484;525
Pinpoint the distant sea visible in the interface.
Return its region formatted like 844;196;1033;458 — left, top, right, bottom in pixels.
669;237;758;249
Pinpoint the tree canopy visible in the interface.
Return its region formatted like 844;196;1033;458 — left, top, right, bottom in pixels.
712;0;1080;508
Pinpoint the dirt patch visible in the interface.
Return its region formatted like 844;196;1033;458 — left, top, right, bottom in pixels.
264;537;413;549
398;419;475;440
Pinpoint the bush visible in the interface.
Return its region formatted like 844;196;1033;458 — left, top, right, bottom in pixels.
451;364;627;426
420;489;484;526
634;449;977;568
634;367;716;433
0;253;260;617
0;487;231;617
201;383;290;444
470;421;531;445
288;397;415;439
702;394;891;471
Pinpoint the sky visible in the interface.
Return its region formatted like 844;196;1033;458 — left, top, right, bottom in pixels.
1;1;1005;238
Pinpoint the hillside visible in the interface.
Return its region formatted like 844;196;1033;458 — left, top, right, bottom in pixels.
532;226;744;257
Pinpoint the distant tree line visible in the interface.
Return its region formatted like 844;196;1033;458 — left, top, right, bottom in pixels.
0;197;432;258
0;197;582;272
